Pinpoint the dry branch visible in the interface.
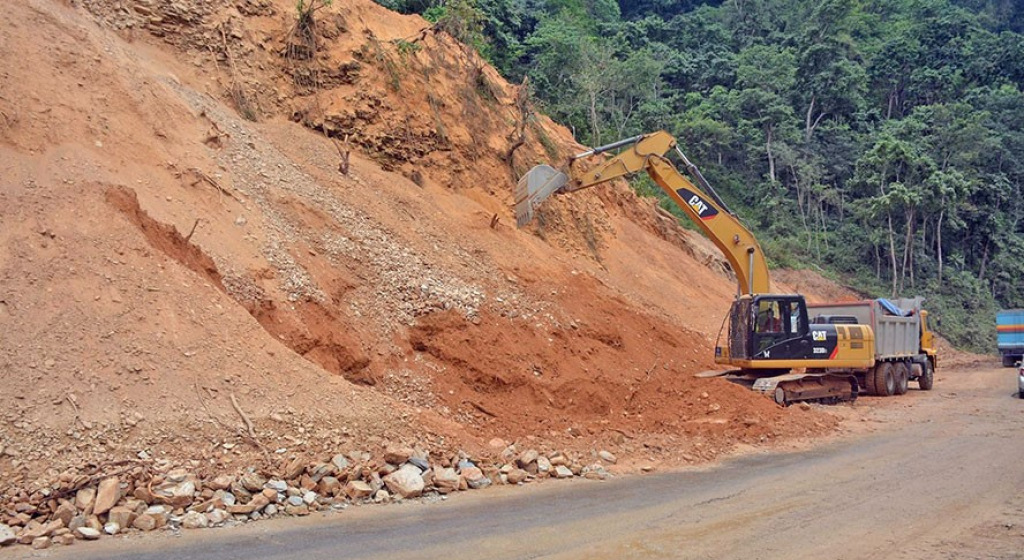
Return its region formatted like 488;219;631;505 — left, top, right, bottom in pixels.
184;219;201;243
230;393;257;439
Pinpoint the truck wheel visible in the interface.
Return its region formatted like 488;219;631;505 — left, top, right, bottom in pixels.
872;362;895;396
1003;355;1015;368
863;369;878;396
894;362;909;395
918;361;934;391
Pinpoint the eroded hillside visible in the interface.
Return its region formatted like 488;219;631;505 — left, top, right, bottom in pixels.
0;0;847;547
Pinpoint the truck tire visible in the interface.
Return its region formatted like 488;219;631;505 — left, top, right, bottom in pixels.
1003;354;1015;368
872;362;895;396
863;369;879;396
894;362;909;395
918;361;934;391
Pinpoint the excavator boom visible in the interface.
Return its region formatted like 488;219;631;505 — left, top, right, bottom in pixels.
515;131;770;295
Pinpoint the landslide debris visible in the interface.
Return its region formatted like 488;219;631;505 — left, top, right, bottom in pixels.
1;0;841;549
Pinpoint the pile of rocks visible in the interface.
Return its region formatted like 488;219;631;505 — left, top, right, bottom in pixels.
0;444;614;549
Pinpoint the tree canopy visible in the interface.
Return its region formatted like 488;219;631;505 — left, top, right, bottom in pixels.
377;0;1024;352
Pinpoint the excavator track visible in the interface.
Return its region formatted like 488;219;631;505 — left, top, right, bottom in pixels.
751;373;859;406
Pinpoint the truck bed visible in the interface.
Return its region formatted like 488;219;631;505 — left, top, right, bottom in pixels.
809;300;922;360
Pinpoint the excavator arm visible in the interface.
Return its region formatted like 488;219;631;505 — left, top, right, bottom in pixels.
515;131;770;295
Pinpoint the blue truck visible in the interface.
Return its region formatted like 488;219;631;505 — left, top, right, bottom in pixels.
997;309;1024;367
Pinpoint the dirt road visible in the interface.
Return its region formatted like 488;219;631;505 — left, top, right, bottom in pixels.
23;364;1024;560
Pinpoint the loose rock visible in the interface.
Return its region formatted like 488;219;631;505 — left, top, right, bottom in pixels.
266;479;288;492
215;490;237;506
461;466;491;490
132;514;158;532
226;493;270;514
284;504;310;515
182;511;209;529
318;476;341;496
517;449;539;468
75;527;101;540
507;469;530;484
75;487;97;512
432;467;460;493
208;475;234;491
206;509;230;525
281;456;306;480
0;524;15;546
408;456;430;472
345;480;374;500
239;472;266;493
383;446;413;465
94;477;121;516
54;502;78;527
19;520;63;544
383;464;425;498
107;506;136;529
68;515;87;532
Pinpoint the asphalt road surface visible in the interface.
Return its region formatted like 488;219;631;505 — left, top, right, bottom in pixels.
26;365;1024;560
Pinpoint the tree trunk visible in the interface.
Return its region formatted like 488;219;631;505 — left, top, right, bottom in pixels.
805;96;827;142
792;165;812;252
888;211;898;297
766;126;776;182
874;241;881;281
979;239;990;283
901;206;915;293
937;209;944;283
805;95;815;142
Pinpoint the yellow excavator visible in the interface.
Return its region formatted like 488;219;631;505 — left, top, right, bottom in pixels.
515;131;936;405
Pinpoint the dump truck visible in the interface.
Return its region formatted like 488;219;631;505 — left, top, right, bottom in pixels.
997;309;1024;367
796;298;937;396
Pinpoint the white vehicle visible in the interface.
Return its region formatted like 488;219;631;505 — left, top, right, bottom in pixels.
1018;363;1024;399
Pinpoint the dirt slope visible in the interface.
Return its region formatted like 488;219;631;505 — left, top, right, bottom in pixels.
0;0;838;506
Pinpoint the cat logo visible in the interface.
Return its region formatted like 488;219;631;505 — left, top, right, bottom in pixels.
676;188;719;220
812;330;828;341
688;195;709;216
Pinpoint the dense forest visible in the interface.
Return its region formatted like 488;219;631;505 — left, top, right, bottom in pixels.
376;0;1024;352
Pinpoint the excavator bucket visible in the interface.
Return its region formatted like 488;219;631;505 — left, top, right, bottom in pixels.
514;164;569;227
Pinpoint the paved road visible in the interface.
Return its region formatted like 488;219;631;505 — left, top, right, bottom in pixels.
30;366;1024;560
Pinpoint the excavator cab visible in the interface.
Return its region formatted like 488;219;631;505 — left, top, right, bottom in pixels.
719;295;812;365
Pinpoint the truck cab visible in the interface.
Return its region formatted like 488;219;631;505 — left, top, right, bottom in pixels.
997;309;1024;367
